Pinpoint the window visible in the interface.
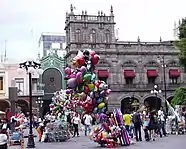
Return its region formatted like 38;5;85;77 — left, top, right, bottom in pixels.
75;29;81;42
0;77;3;90
98;77;107;83
91;44;96;49
15;78;24;94
105;30;111;43
125;78;133;85
90;29;96;43
148;77;156;84
170;77;178;84
32;78;38;90
76;44;81;48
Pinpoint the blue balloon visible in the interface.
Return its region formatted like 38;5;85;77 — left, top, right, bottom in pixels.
101;107;106;113
91;73;96;81
100;90;105;97
93;107;98;114
90;92;94;98
97;98;103;104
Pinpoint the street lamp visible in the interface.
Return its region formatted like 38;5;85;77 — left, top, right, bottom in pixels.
151;85;162;110
157;54;168;114
18;60;43;148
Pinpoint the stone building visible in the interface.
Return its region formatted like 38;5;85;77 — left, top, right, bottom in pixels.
65;5;185;112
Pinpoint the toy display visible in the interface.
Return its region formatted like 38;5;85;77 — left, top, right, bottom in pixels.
89;109;130;148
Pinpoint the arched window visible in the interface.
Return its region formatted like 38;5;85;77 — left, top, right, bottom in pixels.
105;29;111;43
75;29;81;42
90;29;96;43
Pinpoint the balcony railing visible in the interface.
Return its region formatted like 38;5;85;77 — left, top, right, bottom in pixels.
109;83;186;92
18;90;44;97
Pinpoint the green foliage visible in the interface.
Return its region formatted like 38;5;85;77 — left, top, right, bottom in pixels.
175;18;186;72
172;87;186;106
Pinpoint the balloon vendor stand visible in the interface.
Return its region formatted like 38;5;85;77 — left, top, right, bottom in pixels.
89;109;130;148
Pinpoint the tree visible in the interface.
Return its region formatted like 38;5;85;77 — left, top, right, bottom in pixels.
171;87;186;106
175;18;186;72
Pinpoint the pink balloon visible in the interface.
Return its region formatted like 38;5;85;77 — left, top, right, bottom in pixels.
86;96;92;104
80;66;87;74
67;78;77;89
66;89;71;94
65;67;72;75
76;72;83;82
70;74;76;78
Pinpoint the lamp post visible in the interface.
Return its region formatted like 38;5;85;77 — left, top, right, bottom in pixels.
18;60;43;148
157;55;168;114
151;85;162;110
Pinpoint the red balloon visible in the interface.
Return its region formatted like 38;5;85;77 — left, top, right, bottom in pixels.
77;57;86;66
84;85;90;94
92;54;100;65
91;51;96;57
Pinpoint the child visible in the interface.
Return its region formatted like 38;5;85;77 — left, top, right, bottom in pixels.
143;115;150;141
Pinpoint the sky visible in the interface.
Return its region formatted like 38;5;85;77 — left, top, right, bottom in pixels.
0;0;185;60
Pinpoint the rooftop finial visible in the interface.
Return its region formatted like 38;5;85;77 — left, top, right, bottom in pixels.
85;10;87;15
101;11;103;16
70;4;73;12
160;36;162;42
137;36;140;42
98;11;100;16
82;10;84;15
110;5;113;14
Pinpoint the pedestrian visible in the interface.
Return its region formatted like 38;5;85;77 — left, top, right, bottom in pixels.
132;111;142;142
36;123;44;142
83;113;92;136
0;130;7;149
143;115;150;141
148;111;158;141
123;111;132;136
72;113;80;137
158;107;167;137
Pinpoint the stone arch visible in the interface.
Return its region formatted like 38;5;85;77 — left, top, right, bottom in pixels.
143;60;160;67
122;60;138;67
143;94;163;111
0;100;10;112
166;60;179;67
16;99;29;114
167;95;174;103
120;95;141;113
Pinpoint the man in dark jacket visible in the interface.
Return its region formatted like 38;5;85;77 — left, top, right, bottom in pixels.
132;111;142;141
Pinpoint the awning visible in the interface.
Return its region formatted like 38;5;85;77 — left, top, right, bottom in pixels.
124;70;135;78
98;70;109;78
147;69;158;77
169;69;180;77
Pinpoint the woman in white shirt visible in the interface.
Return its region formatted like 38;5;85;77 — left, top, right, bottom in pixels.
0;130;7;149
72;113;80;137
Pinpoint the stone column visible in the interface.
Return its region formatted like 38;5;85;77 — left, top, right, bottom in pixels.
8;80;18;132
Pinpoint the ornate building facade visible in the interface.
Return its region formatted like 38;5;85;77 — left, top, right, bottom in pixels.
65;5;185;112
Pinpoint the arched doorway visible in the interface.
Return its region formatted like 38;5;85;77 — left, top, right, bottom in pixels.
42;68;62;116
0;100;10;112
144;96;161;111
167;96;173;104
121;97;140;113
16;99;29;115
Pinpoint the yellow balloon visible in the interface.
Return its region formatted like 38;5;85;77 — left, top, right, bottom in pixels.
87;83;95;91
102;132;108;138
98;102;105;109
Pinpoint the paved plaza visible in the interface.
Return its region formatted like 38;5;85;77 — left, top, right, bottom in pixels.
10;134;185;149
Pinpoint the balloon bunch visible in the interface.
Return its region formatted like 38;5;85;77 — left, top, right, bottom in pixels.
64;49;111;114
49;90;74;115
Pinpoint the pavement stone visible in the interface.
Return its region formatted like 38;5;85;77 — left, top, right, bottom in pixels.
9;134;186;149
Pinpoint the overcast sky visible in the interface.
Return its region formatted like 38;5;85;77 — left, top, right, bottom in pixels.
0;0;185;60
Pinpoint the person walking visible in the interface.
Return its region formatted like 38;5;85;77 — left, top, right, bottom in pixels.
123;111;132;136
83;113;92;136
148;111;158;141
132;111;142;142
72;113;80;137
143;115;150;141
158;107;167;137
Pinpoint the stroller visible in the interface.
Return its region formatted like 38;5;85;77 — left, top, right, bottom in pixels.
9;129;23;146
